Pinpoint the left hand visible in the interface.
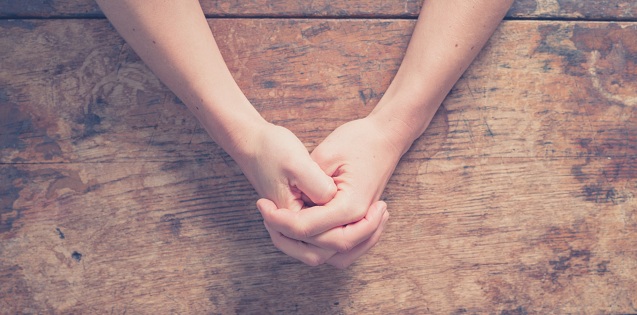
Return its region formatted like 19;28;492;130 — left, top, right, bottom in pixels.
258;117;408;268
232;122;337;211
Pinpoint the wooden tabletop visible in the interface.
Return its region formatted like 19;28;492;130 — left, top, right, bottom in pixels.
1;1;636;313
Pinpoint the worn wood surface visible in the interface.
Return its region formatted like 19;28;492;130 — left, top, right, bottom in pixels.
1;0;637;20
1;15;636;315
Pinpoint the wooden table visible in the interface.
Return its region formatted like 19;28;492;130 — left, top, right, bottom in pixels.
1;1;636;313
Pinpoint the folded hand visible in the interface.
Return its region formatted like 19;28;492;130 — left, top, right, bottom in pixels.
258;117;405;268
234;122;337;211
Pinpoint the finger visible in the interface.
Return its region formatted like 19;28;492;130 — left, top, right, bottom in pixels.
264;221;337;267
279;193;304;212
288;158;336;206
256;198;277;216
257;198;339;266
327;207;390;269
304;201;387;253
261;191;368;239
300;193;315;207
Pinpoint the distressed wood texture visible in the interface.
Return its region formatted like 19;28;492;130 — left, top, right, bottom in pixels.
1;0;636;20
1;18;637;314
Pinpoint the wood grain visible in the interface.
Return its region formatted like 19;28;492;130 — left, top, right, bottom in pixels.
1;18;636;313
0;0;636;20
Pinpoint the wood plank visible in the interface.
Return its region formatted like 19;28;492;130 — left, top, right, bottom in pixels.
0;0;636;20
0;158;634;313
1;19;636;313
2;20;636;163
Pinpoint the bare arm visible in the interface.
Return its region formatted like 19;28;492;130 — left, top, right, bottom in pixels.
260;0;514;268
371;0;514;152
96;0;257;155
96;0;337;211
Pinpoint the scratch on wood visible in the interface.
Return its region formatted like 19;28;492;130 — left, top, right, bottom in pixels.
115;42;126;79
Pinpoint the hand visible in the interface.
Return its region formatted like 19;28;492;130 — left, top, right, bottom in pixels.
233;122;337;211
258;117;406;268
258;198;388;268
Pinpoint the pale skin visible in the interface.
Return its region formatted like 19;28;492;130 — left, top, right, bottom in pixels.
97;0;513;268
259;0;514;268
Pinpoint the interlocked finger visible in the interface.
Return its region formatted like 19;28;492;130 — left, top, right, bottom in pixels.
264;221;336;266
327;208;389;269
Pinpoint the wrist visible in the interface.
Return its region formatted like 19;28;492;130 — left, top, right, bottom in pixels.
367;96;439;156
365;112;415;158
222;118;274;164
215;117;271;164
192;94;270;162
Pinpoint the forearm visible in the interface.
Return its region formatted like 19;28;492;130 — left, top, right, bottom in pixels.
369;0;513;154
96;0;265;158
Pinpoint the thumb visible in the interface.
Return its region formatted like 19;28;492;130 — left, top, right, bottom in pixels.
256;198;278;216
289;159;336;206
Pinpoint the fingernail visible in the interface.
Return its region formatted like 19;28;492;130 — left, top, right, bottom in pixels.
326;178;336;192
256;199;271;213
378;202;387;213
256;201;266;214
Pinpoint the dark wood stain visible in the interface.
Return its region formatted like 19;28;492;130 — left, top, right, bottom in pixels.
0;6;636;314
301;22;331;38
0;100;31;152
0;167;28;234
2;1;637;20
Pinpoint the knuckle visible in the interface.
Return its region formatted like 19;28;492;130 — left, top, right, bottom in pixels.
283;153;312;175
282;157;302;175
270;236;284;251
303;254;325;267
331;259;351;270
382;211;390;224
310;149;331;166
260;212;275;225
290;222;310;240
315;183;334;202
349;206;368;222
335;239;353;253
